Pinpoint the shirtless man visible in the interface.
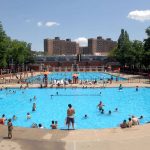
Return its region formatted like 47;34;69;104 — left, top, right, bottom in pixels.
97;101;104;112
132;115;139;125
67;104;75;130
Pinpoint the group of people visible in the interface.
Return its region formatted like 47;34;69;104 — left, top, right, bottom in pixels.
120;115;142;128
97;101;118;115
31;104;75;130
0;103;75;140
119;84;139;91
0;83;143;140
0;114;13;139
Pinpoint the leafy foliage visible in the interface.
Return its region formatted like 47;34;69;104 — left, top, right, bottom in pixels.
109;28;150;70
0;21;33;68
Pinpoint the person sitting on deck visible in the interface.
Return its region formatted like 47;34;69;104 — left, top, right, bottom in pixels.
0;114;7;125
120;120;128;128
38;123;44;129
127;118;133;128
132;115;139;125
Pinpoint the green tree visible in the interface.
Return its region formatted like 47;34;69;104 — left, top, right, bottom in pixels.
109;29;144;71
0;21;34;69
143;27;150;68
0;22;11;67
114;29;132;67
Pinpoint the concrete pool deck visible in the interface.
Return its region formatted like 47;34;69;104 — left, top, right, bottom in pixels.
1;124;150;150
0;81;150;89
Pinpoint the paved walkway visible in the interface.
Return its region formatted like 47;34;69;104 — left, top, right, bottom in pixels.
1;124;150;150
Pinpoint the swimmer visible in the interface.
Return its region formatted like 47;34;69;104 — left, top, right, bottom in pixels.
55;121;58;126
27;113;31;119
101;109;104;114
108;110;111;115
56;92;58;95
32;103;36;111
33;96;36;100
83;114;88;119
138;115;143;119
119;84;123;90
12;115;17;121
30;98;32;102
50;95;53;99
114;108;118;112
136;86;139;91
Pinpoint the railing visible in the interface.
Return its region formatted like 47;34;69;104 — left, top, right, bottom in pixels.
49;66;105;72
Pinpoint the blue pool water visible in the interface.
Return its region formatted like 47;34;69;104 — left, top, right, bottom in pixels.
26;72;126;83
0;87;150;129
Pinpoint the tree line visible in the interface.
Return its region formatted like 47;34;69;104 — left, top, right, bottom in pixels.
0;21;34;70
109;27;150;73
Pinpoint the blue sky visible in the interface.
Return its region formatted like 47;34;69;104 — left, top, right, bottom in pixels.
0;0;150;51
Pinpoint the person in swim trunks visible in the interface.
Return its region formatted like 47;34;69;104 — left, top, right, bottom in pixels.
66;104;75;130
7;119;13;139
97;101;104;112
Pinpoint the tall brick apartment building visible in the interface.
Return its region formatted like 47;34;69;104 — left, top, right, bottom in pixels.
44;36;117;56
87;36;117;55
44;37;79;55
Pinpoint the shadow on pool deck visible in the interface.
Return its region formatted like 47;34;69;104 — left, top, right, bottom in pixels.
1;124;150;150
0;125;70;150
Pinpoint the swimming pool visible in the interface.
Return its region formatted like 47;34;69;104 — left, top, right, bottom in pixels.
26;72;126;83
0;87;149;129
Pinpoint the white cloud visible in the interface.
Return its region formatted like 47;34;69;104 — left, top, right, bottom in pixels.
37;21;43;27
74;37;88;46
45;21;60;27
128;10;150;22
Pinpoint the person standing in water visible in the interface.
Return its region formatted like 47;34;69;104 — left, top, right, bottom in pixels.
32;103;36;111
97;101;104;112
136;86;139;91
